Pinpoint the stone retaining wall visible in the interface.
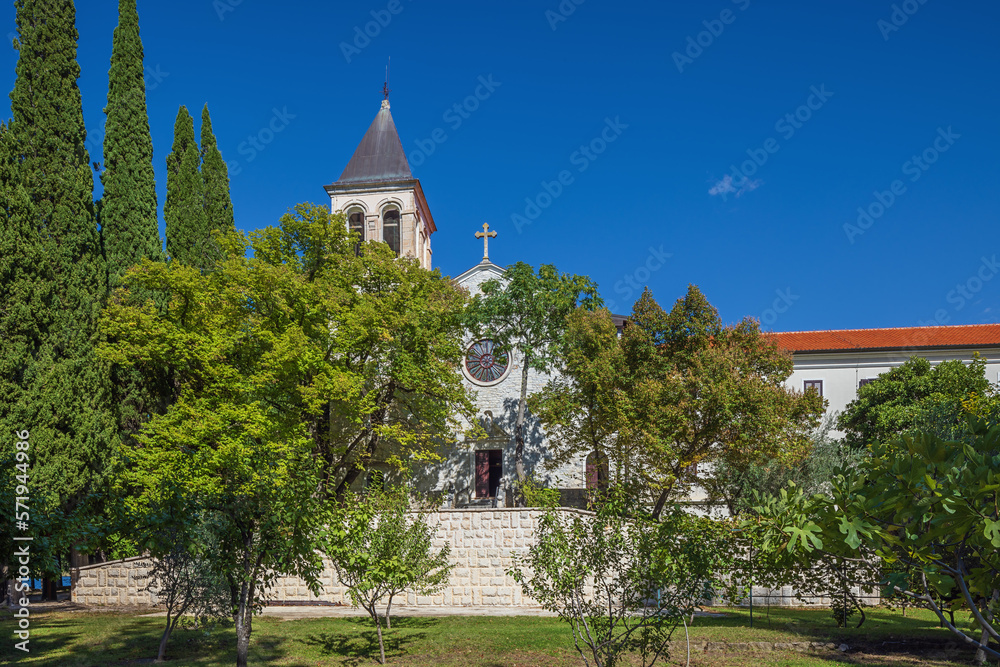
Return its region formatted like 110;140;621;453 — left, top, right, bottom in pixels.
72;508;571;608
70;508;877;609
71;556;157;606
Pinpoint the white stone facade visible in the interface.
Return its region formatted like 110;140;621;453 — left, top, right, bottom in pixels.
785;346;1000;436
409;261;588;507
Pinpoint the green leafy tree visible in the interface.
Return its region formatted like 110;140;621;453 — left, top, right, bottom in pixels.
101;0;162;287
378;497;452;630
751;418;1000;664
100;228;337;667
707;415;864;517
510;487;735;667
200;104;235;237
530;308;642;497
532;286;823;517
101;204;473;665
465;262;600;491
100;0;169;476
143;517;231;663
1;443;15;603
837;355;991;448
519;473;563;508
742;485;883;627
0;0;116;584
324;487;453;664
0;124;14;599
249;209;476;499
164;105;209;268
632;286;824;517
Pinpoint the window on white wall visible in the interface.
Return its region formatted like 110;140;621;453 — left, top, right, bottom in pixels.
858;378;876;389
348;209;365;256
804;380;823;397
382;208;400;256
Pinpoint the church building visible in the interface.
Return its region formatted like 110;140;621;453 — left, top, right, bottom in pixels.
327;99;588;507
327;99;1000;511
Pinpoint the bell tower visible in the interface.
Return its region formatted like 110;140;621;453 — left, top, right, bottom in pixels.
324;100;436;269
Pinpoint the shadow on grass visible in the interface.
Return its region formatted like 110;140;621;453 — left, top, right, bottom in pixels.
696;607;949;640
0;612;320;667
0;615;90;666
692;608;978;667
302;616;433;666
381;616;440;630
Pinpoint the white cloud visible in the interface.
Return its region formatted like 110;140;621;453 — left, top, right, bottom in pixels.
709;174;763;200
708;174;737;196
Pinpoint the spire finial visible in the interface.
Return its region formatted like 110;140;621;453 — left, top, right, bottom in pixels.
382;57;391;101
475;223;497;262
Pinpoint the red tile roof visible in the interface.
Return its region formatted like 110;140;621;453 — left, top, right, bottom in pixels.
771;324;1000;354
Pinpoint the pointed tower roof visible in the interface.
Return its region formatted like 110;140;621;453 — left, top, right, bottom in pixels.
334;100;412;185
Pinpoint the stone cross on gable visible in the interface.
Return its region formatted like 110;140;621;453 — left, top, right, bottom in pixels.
475;223;497;262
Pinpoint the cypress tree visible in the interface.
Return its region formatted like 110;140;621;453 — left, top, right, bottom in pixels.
101;0;169;458
0;0;116;578
102;0;162;288
164;106;208;267
200;105;235;233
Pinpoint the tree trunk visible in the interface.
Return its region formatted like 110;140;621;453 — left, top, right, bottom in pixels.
235;597;252;667
156;614;174;662
975;592;998;666
234;571;256;667
370;604;386;664
651;488;670;520
385;594;393;630
42;577;58;601
337;466;364;500
974;626;990;666
334;391;392;501
514;354;530;501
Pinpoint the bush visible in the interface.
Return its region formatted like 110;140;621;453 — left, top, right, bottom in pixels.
323;487;453;664
510;487;735;667
517;475;561;509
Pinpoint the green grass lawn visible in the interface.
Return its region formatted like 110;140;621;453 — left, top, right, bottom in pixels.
0;606;984;667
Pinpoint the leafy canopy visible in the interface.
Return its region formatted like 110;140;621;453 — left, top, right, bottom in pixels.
751;415;1000;660
837;355;992;448
1;0;115;575
100;203;473;666
465;262;601;374
532;285;824;516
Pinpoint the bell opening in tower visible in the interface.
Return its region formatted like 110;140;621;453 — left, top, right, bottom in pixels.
383;209;400;256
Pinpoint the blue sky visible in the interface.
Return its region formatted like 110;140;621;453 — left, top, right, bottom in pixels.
2;0;998;332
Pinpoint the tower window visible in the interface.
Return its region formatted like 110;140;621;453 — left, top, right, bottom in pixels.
383;209;400;256
348;210;365;256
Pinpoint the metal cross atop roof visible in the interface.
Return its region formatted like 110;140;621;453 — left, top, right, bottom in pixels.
475;223;497;262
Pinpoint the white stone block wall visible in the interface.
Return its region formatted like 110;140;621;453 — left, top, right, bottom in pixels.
71;556;157;606
72;508;865;609
72;508;589;608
